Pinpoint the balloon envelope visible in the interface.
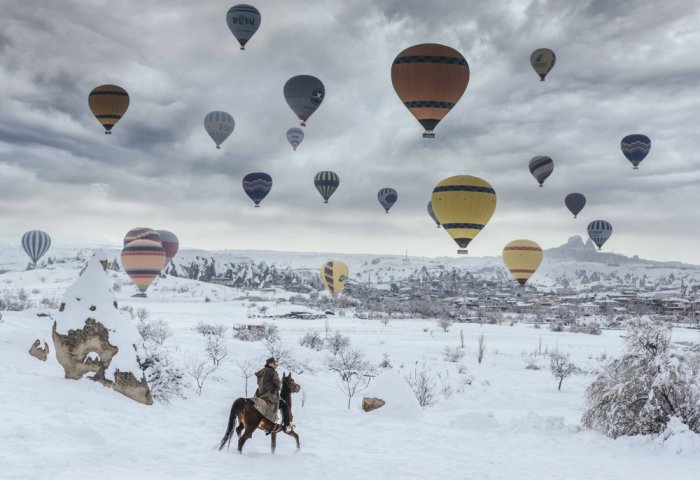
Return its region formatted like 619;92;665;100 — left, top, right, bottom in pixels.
530;48;556;81
314;171;339;203
226;4;261;50
320;260;349;296
283;75;325;126
431;175;497;253
156;230;179;264
21;230;51;264
378;188;398;213
124;228;161;247
502;239;543;286
565;193;586;218
621;134;651;169
286;127;304;151
242;172;272;206
88;85;129;134
391;43;469;138
204;111;235;148
587;220;613;250
121;239;166;293
427;201;440;228
529;156;554;187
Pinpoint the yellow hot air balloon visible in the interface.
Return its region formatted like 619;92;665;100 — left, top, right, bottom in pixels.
121;239;166;295
502;239;543;286
320;260;349;296
431;175;496;254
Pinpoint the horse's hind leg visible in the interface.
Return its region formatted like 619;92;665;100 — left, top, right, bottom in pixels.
237;425;256;454
284;430;300;450
271;432;277;454
236;421;244;438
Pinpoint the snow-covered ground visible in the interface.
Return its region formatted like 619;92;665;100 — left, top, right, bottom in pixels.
1;257;700;479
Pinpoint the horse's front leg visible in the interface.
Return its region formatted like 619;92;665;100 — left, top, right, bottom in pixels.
271;431;277;454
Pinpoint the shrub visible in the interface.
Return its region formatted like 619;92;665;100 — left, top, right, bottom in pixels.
139;345;186;404
406;365;437;407
137;318;172;346
299;331;324;350
443;346;465;363
582;318;700;438
195;321;227;338
325;331;351;354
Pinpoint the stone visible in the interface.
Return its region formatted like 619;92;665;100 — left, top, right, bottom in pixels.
28;339;49;361
362;397;386;412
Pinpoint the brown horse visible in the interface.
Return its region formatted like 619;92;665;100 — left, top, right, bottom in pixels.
219;372;301;454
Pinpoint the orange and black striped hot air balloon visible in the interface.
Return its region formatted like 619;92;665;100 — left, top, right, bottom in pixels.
391;43;470;138
121;239;166;295
88;84;129;134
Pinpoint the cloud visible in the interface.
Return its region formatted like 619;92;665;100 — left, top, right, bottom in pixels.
1;0;700;263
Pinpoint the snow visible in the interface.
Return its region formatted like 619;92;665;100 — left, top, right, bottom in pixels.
1;247;700;479
363;371;423;419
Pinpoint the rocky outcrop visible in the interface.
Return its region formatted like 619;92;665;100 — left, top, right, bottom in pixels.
28;339;49;361
362;397;386;412
52;255;152;405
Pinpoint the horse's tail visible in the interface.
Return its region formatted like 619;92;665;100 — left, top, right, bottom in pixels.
219;397;246;450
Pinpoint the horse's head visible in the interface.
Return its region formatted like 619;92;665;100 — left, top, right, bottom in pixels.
283;372;301;394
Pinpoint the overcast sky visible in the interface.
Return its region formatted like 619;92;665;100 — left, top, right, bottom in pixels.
1;0;700;263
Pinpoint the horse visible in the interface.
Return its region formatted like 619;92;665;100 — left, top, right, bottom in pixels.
219;372;301;454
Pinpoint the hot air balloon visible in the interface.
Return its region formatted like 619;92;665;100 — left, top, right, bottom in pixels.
121;239;166;295
565;193;586;218
242;172;272;207
320;260;349;296
530;48;556;81
378;188;398;213
284;75;325;126
431;175;497;254
529;156;554;187
226;4;261;50
21;230;51;265
587;220;613;251
391;43;470;138
286;127;304;151
124;228;161;247
502;239;543;286
156;230;179;264
204;111;235;149
314;171;339;204
621;134;651;169
427;201;440;228
88;85;129;134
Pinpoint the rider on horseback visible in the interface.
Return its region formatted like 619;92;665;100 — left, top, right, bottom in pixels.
255;357;291;433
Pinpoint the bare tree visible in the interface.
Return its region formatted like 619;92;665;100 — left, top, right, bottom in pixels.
136;307;150;322
477;334;486;364
185;356;218;396
380;316;390;327
206;335;229;367
550;351;577;391
235;357;258;396
325;347;376;409
264;338;292;366
436;317;454;333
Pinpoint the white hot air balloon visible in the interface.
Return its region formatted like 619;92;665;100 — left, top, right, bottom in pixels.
286;127;304;151
204;111;235;149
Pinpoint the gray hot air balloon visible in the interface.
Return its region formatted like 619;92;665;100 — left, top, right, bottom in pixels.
565;193;586;218
378;188;398;213
284;75;325;127
587;220;613;251
529;156;554;187
427;201;440;228
204;111;235;149
226;4;261;50
21;230;51;265
286;127;304;151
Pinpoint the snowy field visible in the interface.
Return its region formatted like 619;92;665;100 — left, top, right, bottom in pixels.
1;263;700;479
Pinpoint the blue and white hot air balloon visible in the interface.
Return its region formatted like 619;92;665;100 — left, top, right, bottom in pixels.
621;134;651;169
587;220;613;250
378;188;398;213
242;172;272;207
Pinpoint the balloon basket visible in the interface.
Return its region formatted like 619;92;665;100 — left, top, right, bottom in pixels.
132;293;147;298
633;166;639;170
216;145;221;149
457;249;469;255
105;131;112;135
422;131;435;139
